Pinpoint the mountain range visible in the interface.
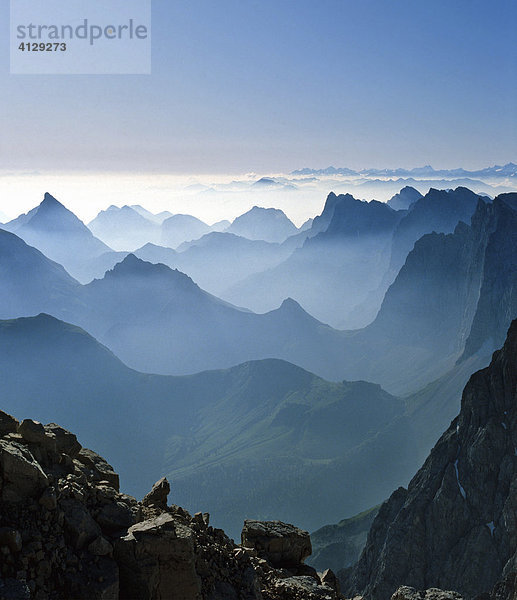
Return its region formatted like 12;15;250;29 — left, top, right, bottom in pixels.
2;180;517;590
87;203;299;253
223;187;481;329
1;190;517;399
292;162;517;178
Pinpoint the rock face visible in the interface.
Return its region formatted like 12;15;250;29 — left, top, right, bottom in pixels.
386;187;423;211
342;320;517;599
0;411;343;600
388;187;481;277
461;193;517;360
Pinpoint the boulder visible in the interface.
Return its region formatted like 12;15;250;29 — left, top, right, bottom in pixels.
241;520;312;568
17;419;47;445
142;476;170;509
320;568;341;594
0;412;18;437
114;512;202;600
0;440;48;501
96;502;135;533
44;423;81;457
76;448;119;491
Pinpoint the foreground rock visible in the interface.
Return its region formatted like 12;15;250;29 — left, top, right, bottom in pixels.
391;587;465;600
341;320;517;599
0;411;342;599
241;520;312;568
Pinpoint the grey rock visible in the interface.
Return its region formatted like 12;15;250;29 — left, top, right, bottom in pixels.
343;320;517;599
17;419;46;444
114;512;202;600
270;575;338;598
61;497;102;549
320;568;341;594
44;423;81;457
0;439;48;501
142;476;170;509
0;411;18;437
96;501;135;533
76;448;119;491
241;520;312;568
391;587;465;600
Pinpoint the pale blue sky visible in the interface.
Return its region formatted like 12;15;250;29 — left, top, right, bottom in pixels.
1;0;516;173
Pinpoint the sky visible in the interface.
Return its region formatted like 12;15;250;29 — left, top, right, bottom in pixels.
1;0;516;175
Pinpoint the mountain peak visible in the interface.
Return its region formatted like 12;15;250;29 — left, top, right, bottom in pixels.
106;253;196;288
110;253;156;275
41;192;65;210
279;297;304;311
272;297;322;324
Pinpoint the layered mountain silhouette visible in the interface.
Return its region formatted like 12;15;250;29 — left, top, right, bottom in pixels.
342;319;517;599
387;186;482;279
160;213;212;248
386;186;422;211
75;255;345;378
223;192;404;328
224;188;483;329
88;205;161;250
130;204;173;223
2;189;516;398
0;313;411;538
1;193;111;282
0;227;80;319
333;194;517;394
172;232;293;296
226;206;298;243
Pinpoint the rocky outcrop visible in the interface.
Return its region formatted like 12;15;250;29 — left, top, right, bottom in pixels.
241;520;312;568
342;320;517;599
0;410;343;599
391;587;464;600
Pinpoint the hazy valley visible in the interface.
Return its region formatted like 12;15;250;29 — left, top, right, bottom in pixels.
1;172;517;599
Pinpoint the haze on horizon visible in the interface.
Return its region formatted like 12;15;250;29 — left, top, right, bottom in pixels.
1;0;516;177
